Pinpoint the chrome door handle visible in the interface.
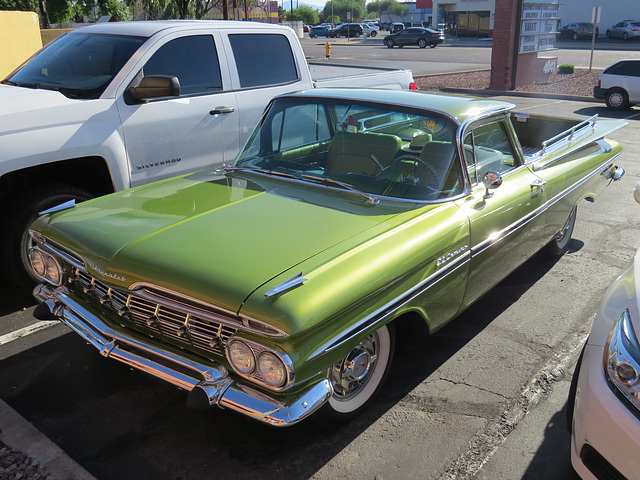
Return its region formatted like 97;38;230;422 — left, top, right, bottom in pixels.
531;179;546;192
210;106;235;115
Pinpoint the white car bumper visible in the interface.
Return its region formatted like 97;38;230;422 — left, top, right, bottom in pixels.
571;341;640;479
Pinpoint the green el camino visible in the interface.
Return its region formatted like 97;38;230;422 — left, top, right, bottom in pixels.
29;88;625;426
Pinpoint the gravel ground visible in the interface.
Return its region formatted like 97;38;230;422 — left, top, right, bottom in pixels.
416;68;601;98
0;441;52;480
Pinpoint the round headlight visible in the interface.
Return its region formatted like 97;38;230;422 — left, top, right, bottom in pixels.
258;352;287;388
29;249;46;277
228;340;255;374
44;255;62;285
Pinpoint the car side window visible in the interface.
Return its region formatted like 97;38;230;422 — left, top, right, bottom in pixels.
229;34;299;88
464;121;517;183
143;35;222;96
606;61;640;76
270;103;331;152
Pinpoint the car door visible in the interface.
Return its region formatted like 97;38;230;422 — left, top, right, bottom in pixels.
456;118;549;308
117;32;239;187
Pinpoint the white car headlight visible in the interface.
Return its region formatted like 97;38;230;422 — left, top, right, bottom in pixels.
605;309;640;408
258;352;287;388
228;340;255;375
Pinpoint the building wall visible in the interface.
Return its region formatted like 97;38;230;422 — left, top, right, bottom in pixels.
428;0;640;38
0;11;42;78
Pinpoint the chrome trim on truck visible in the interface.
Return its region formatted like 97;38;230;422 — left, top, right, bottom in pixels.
34;284;331;426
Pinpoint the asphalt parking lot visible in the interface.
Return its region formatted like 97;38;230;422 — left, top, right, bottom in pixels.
2;39;640;476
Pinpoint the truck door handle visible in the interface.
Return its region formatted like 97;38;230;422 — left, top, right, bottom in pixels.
210;106;235;115
530;179;546;192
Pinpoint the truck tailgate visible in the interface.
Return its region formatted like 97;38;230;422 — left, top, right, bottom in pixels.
309;62;413;90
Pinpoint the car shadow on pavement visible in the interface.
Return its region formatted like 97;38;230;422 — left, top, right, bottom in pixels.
0;280;36;316
0;249;564;480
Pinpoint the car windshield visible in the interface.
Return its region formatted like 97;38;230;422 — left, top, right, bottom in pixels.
4;32;147;99
234;97;463;202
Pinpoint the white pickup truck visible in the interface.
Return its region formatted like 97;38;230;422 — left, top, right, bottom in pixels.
0;20;415;287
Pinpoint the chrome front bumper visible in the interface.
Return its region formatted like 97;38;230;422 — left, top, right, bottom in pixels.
34;284;332;426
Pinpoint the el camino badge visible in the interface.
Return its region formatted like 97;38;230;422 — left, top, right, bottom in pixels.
90;264;127;283
437;245;468;268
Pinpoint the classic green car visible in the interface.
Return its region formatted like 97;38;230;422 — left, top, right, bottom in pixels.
30;89;625;426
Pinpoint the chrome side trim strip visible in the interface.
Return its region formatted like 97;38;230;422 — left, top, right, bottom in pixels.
264;272;308;298
307;155;620;361
39;199;76;215
307;250;471;361
472;155;620;257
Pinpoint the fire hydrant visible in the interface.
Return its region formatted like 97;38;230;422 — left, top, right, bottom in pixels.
325;42;331;59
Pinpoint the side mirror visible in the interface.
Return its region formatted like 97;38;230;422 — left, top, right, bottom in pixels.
128;75;180;102
482;171;502;199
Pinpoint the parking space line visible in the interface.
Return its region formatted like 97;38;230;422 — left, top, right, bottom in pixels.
624;112;640;120
0;321;59;346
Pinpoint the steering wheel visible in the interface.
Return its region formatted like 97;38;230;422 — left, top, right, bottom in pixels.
387;154;440;188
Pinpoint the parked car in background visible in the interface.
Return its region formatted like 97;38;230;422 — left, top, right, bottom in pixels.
390;22;405;33
558;22;599;40
380;21;392;31
568;182;640;480
328;23;363;38
361;23;379;37
303;24;310;32
594;59;640;109
384;27;445;48
31;88;625;426
309;25;330;38
606;20;640;40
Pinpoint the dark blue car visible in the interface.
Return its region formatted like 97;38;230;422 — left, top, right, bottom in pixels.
309;26;330;38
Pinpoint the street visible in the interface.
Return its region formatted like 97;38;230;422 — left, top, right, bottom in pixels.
1;42;640;479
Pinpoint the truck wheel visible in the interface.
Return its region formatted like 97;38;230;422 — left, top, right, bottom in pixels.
605;88;630;110
3;184;92;290
545;206;577;257
418;39;427;48
317;323;395;423
385;39;394;48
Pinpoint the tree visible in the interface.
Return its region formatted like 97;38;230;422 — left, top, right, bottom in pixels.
322;0;363;23
366;0;405;23
289;5;319;25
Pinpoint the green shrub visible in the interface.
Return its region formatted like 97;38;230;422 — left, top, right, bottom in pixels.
557;64;575;74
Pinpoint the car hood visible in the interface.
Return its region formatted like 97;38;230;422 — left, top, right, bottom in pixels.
0;84;113;140
39;169;412;314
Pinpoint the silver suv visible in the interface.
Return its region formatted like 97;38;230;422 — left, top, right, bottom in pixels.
594;59;640;109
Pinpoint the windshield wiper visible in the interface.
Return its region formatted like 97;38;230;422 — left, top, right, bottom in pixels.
13;82;61;92
224;166;296;179
300;175;379;205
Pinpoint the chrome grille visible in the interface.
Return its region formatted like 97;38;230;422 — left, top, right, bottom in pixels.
74;270;237;357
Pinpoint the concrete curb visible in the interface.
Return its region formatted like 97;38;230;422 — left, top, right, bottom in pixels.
0;398;97;480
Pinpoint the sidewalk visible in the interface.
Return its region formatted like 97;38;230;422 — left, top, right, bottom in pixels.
0;399;96;480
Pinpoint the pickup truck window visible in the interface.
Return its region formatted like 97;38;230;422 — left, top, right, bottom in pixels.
464;121;517;183
5;33;146;99
142;35;223;96
228;34;298;88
